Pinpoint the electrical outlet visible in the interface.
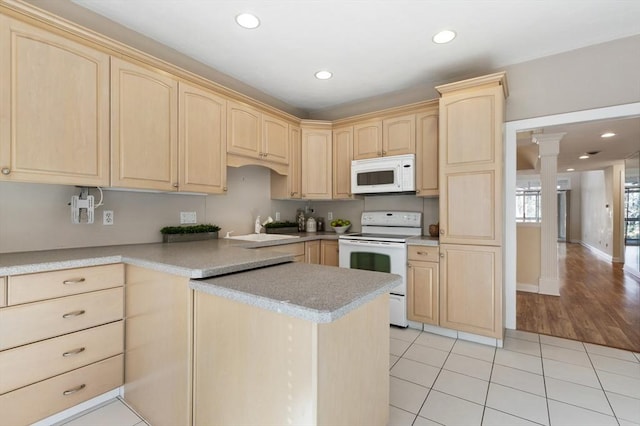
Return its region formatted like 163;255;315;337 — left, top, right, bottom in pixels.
103;210;114;225
180;211;197;224
328;212;333;220
275;211;281;221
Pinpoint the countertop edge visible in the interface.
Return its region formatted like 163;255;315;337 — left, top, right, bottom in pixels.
189;267;400;323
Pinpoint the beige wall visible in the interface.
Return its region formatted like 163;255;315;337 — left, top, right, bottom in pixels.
567;174;582;243
516;224;541;287
0;167;438;253
0;167;302;253
580;170;613;256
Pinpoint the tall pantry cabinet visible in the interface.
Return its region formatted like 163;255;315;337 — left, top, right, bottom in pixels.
435;72;508;339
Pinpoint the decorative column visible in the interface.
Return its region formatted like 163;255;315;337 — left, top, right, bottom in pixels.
534;133;565;296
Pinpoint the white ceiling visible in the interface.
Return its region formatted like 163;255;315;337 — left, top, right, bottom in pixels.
69;0;640;113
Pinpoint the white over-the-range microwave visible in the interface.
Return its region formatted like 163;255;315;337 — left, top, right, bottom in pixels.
351;154;416;194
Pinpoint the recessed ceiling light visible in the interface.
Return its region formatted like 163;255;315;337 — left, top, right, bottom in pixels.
432;30;456;44
315;70;333;80
579;155;589;159
601;132;616;138
235;13;260;29
567;168;575;172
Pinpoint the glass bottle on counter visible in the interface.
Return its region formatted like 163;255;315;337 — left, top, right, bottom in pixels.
297;209;306;232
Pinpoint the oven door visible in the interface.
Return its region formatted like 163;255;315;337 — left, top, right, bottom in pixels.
338;239;406;295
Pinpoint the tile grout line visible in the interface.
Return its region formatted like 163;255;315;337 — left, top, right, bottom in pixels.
583;342;623;425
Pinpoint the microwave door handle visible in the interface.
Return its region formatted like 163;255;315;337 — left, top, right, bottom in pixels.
396;164;402;188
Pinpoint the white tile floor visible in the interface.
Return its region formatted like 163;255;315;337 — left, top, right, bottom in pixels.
389;327;640;426
54;398;145;426
56;328;640;426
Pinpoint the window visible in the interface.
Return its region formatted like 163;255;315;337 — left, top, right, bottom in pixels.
516;190;541;223
625;187;639;245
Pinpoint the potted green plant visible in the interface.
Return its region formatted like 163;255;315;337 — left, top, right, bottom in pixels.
160;224;221;243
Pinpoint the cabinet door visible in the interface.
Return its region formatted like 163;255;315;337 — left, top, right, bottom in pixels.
301;127;332;199
383;114;415;156
227;101;261;159
111;57;178;191
179;82;227;194
305;240;321;264
332;126;354;199
415;110;439;197
439;85;504;245
353;120;382;159
407;261;438;325
262;114;289;164
320;240;339;267
270;125;300;199
439;244;502;338
0;16;109;186
289;126;302;198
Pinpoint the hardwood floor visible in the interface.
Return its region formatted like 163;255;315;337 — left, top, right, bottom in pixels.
517;242;640;353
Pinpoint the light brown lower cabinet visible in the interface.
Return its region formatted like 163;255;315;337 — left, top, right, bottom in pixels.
0;265;125;425
305;240;321;264
320;240;339;266
193;291;389;425
407;246;439;325
0;355;123;426
123;265;192;426
439;244;502;338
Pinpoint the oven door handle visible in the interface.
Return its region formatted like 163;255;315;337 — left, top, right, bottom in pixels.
338;240;406;249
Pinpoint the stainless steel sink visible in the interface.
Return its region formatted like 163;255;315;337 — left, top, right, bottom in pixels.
225;233;300;242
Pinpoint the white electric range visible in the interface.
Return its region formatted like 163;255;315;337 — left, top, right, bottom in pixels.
338;211;422;327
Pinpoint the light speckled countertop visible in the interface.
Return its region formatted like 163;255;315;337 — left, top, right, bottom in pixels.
0;232;402;323
0;233;340;278
407;236;440;246
191;263;400;323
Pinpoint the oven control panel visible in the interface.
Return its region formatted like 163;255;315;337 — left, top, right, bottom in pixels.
361;211;422;227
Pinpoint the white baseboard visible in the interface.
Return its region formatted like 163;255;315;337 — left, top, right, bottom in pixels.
32;387;123;426
580;242;613;262
624;264;640;279
517;282;539;293
422;324;502;347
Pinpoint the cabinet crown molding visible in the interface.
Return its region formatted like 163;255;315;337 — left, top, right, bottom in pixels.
435;71;508;99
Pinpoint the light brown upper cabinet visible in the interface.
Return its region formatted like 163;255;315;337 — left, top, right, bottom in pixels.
111;57;178;191
383;114;416;157
415;106;439;197
301;121;332;200
0;16;110;186
353;120;382;160
437;73;507;246
332;126;355;199
271;125;301;199
179;82;227;194
227;101;289;172
353;115;415;160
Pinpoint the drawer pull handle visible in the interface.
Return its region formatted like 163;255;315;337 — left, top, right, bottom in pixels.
63;384;86;396
62;310;86;319
63;347;86;357
417;251;429;255
62;278;86;285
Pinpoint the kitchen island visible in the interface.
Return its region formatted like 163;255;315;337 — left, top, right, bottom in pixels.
0;238;399;426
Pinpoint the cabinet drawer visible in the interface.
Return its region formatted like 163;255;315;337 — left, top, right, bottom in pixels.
0;287;123;350
408;246;439;262
8;264;124;305
0;277;6;307
0;321;123;394
0;354;123;426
